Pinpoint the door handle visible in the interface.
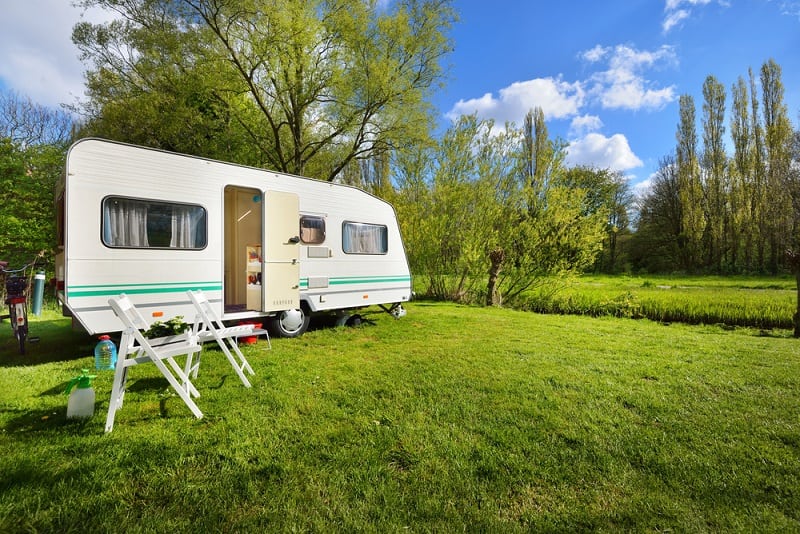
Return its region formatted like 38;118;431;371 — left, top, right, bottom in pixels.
288;236;300;244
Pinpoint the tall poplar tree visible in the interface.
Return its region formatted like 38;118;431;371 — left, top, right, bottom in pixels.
749;68;768;270
701;75;727;270
676;94;703;270
523;107;554;202
730;76;753;270
760;59;794;273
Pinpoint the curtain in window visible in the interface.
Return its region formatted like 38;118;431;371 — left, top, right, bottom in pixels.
300;217;325;244
103;199;149;247
170;205;205;248
102;198;206;249
343;223;387;254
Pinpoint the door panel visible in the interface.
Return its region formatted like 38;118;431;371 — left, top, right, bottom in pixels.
263;191;300;311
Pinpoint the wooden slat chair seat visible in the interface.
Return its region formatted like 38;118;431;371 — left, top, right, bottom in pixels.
105;294;204;433
186;290;261;388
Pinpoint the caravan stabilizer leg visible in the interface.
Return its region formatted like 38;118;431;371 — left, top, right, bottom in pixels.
335;312;363;327
379;303;407;319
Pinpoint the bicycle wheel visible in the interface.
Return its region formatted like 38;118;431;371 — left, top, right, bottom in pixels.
17;327;26;355
11;302;26;355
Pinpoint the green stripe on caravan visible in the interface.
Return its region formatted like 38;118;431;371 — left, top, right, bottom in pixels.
68;282;223;298
330;276;411;285
68;275;410;297
298;275;411;288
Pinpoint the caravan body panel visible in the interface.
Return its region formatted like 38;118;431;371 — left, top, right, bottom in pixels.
58;139;411;334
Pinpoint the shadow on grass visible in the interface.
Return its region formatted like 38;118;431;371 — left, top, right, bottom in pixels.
2;405;97;433
0;316;95;368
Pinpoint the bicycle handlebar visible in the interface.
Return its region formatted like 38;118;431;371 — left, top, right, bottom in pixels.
1;261;38;275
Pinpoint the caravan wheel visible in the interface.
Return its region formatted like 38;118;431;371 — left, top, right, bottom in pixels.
270;308;310;338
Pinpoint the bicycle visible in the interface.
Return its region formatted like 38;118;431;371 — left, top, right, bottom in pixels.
1;261;33;355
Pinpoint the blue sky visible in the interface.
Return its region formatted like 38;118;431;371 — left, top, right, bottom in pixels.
436;0;800;190
1;0;798;191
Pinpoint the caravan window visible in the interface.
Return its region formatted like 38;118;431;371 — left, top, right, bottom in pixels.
102;196;207;249
300;215;326;244
342;222;388;255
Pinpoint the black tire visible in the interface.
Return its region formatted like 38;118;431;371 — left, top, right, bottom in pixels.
17;330;26;355
9;305;25;355
269;308;310;338
16;323;26;355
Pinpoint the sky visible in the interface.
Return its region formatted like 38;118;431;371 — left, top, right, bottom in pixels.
1;0;798;191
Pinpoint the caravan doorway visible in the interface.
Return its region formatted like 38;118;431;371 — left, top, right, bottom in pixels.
224;186;262;312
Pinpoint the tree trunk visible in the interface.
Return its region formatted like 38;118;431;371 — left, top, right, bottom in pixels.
786;250;800;338
795;270;800;338
486;247;505;307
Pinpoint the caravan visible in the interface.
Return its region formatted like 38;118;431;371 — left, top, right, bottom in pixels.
55;139;411;337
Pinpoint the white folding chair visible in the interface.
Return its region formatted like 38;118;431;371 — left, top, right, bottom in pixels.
186;290;261;388
105;294;204;433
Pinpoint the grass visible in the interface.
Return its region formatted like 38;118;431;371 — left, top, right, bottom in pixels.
1;299;799;532
520;274;797;329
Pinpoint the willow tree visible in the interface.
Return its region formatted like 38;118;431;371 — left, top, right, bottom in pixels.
74;0;455;181
393;113;606;307
391;115;515;302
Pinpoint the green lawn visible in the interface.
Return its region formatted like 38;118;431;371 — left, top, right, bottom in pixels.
1;301;799;531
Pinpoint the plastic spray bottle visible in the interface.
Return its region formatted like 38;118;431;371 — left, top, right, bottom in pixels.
65;369;96;419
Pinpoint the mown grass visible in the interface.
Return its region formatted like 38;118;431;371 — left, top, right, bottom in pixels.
1;301;799;532
520;274;797;329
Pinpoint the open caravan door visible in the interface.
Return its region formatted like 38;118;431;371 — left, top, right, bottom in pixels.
263;191;300;313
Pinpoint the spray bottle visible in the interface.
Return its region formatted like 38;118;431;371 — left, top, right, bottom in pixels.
65;369;96;419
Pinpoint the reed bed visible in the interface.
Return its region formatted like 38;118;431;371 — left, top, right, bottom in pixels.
520;275;796;330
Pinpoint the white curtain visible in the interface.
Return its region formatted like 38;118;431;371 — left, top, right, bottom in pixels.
170;205;203;248
103;199;149;247
103;198;205;248
343;223;387;254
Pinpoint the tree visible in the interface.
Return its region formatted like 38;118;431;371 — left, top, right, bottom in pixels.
74;0;455;181
0;90;73;148
760;59;794;274
631;59;797;277
0;91;71;272
0;139;63;269
749;67;768;270
523;107;553;191
630;155;682;272
729;76;753;271
562;166;632;273
700;75;727;271
675;94;703;270
393;112;607;307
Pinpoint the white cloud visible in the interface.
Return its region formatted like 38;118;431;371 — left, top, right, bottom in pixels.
565;133;643;172
569;114;603;137
581;45;608;63
776;0;800;19
0;1;114;108
582;44;677;111
446;77;584;125
662;0;728;33
662;9;690;32
632;176;654;198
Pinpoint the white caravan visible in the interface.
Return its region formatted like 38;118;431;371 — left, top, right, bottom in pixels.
54;139;411;336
